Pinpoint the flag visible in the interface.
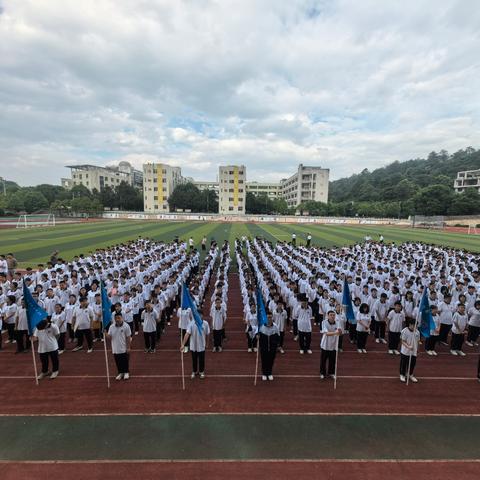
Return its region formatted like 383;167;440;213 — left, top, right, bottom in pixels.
256;288;267;329
23;280;48;335
342;278;356;322
181;283;203;332
417;288;435;338
100;281;112;331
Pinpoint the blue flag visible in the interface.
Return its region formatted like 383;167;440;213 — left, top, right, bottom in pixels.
342;278;356;323
100;281;112;331
256;288;267;329
418;289;435;338
23;280;48;335
181;283;203;332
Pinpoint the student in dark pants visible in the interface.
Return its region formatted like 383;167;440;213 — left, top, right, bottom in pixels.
259;315;280;381
107;313;132;380
356;303;371;353
320;311;342;379
399;318;420;383
33;319;60;380
180;318;211;379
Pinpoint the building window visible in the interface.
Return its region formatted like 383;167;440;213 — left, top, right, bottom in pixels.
229;197;234;201
229;206;233;211
163;187;167;192
153;187;158;191
238;206;243;211
154;196;158;200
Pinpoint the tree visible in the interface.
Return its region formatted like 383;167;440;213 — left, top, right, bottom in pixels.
412;185;454;216
23;190;49;213
448;189;480;215
35;184;66;205
168;183;204;212
6;191;25;212
116;181;143;210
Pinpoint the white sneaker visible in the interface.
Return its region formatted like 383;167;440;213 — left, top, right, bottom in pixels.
307;349;313;354
262;375;267;381
410;375;418;383
253;348;257;352
299;350;304;354
394;350;400;355
58;350;64;355
123;373;130;380
362;349;367;353
293;336;298;341
458;350;466;357
465;341;474;347
279;348;285;354
199;372;205;379
357;349;362;353
135;331;139;335
330;374;336;379
320;374;325;379
50;371;59;379
115;374;123;380
426;350;433;355
5;340;11;344
87;349;93;353
432;351;438;356
212;348;216;352
380;339;387;344
388;349;394;354
183;346;189;353
268;375;274;381
450;350;458;356
218;347;222;352
375;339;380;344
400;375;406;382
72;346;83;352
191;372;196;379
37;372;47;380
248;348;252;352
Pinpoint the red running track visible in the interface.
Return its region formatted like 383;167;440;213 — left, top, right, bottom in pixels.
0;274;479;415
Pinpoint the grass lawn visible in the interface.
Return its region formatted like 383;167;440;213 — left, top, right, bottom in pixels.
1;219;479;268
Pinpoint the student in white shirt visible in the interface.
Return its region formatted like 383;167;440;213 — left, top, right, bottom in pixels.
210;297;226;352
244;303;257;353
466;300;480;347
141;301;159;353
297;299;313;354
399;318;420;383
259;314;280;381
72;297;94;353
273;302;287;354
107;313;132;380
373;293;388;344
320;310;342;379
387;301;405;355
51;303;67;354
438;294;454;345
4;295;17;344
180;317;210;379
177;305;193;353
425;305;440;356
33;319;60;380
356;303;371;353
15;300;29;353
450;304;468;356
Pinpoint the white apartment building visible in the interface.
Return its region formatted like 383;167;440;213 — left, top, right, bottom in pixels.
143;163;183;212
63;161;143;192
280;164;329;208
246;181;280;199
454;169;480;193
218;165;246;214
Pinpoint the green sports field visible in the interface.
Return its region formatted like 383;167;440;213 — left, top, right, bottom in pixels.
1;220;479;268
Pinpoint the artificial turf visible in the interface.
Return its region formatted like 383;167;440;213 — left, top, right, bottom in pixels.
1;220;479;268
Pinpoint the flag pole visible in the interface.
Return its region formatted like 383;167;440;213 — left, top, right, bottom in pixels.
180;285;185;391
181;348;186;391
103;330;111;389
254;333;260;386
30;337;39;386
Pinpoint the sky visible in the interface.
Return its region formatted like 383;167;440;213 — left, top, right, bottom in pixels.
1;0;479;186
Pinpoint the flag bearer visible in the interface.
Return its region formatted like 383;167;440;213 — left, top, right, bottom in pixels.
259;313;280;381
15;299;29;353
320;310;342;379
177;304;193;353
33;319;60;380
180;316;210;379
107;313;132;380
399;318;420;383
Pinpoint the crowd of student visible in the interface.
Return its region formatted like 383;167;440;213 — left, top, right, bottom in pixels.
1;235;479;384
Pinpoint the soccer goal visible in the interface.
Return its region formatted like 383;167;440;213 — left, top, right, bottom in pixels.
16;213;56;229
467;225;479;235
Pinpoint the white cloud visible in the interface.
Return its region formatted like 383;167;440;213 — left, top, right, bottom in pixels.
0;0;479;186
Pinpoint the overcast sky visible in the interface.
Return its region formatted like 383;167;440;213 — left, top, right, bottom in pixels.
1;0;479;186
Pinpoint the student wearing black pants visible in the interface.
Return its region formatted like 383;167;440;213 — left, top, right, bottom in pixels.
180;318;210;379
259;317;280;381
143;331;156;352
399;319;420;383
33;320;60;380
298;331;312;352
76;329;93;351
107;313;132;380
320;311;342;379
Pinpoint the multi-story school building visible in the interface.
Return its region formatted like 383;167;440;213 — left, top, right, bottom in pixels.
143;163;184;213
218;165;246;215
454;169;480;193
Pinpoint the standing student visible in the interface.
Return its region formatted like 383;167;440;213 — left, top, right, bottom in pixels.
51;303;66;354
72;297;94;353
180;317;210;379
211;298;226;352
399;318;420;383
141;301;159;353
273;302;287;354
373;293;388;344
4;295;17;344
306;233;312;247
259;314;280;381
291;233;296;246
387;301;405;355
297;299;313;354
466;300;480;347
356;303;371;353
425;305;440;356
320;310;342;379
107;313;132;380
450;304;468;356
177;304;193;353
201;236;207;251
438;294;454;345
14;299;29;353
33;319;60;380
244;303;257;353
92;293;103;342
334;303;346;351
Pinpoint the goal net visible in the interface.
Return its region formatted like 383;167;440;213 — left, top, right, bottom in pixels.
411;215;445;230
16;214;56;229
